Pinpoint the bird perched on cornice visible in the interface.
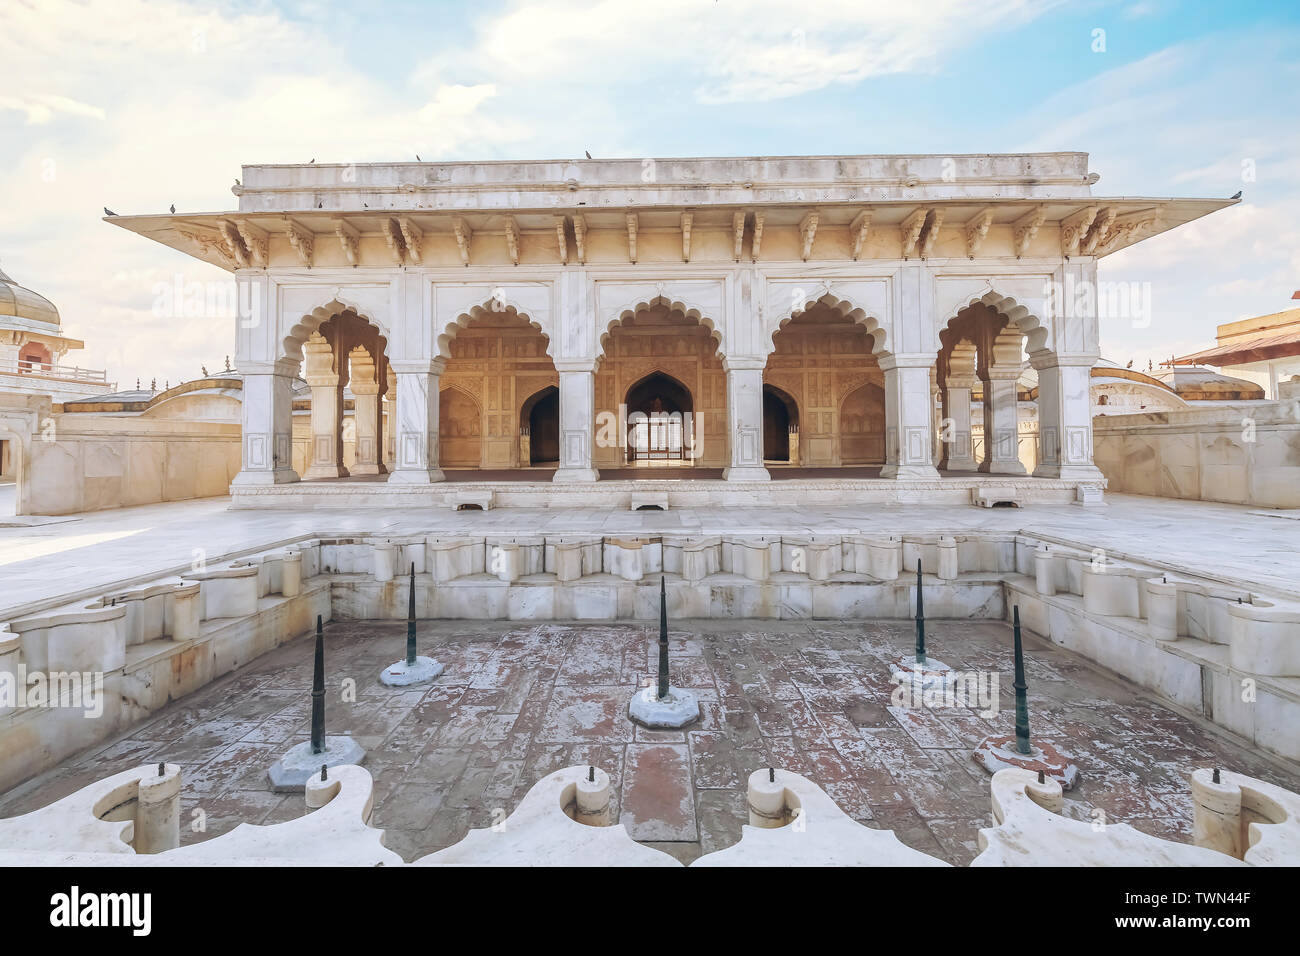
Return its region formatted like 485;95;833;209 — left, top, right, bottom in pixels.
201;365;209;377
103;207;117;217
1231;191;1242;199
309;158;315;164
1126;359;1133;368
169;204;176;213
416;154;422;161
585;150;592;159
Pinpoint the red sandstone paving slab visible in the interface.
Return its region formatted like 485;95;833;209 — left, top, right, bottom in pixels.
460;687;508;708
432;705;502;748
926;817;991;865
444;765;498;810
635;723;686;743
750;700;794;737
181;790;285;834
820;778;875;822
687;730;740;790
620;743;697;842
695;788;747;855
521;742;571;781
785;698;836;750
887;705;967;749
407;747;472;785
864;806;951;862
858;728;944;770
763;737;814;776
933;711;998;748
75;737;162;770
535;685;636;744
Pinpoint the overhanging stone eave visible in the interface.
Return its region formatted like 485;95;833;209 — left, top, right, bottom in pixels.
104;193;1239;270
1092;196;1241;258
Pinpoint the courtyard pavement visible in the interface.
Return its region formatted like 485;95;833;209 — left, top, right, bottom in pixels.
1;617;1295;865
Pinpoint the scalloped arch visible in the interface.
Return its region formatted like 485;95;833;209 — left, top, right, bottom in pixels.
598;294;724;365
768;292;888;357
436;297;554;361
945;289;1051;354
282;297;388;363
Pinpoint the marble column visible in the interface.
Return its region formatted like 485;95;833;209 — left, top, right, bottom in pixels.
879;354;940;479
980;368;1026;475
553;364;599;482
722;358;770;481
231;360;299;485
382;368;397;472
1032;353;1104;480
940;342;979;471
302;333;349;480
349;347;385;476
387;359;445;484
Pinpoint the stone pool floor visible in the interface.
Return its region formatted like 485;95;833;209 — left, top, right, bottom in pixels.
2;618;1296;865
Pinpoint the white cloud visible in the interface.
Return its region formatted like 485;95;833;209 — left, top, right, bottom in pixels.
0;0;532;388
460;0;1057;104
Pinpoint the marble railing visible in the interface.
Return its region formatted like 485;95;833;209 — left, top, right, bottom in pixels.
2;760;1297;868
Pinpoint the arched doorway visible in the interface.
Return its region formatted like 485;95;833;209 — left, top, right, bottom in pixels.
439;387;482;467
839;382;886;464
764;299;882;467
440;305;555;471
593;300;726;470
625;372;692;463
763;385;798;463
520;386;559;465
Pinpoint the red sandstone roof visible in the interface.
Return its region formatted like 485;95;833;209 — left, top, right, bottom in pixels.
1172;321;1300;366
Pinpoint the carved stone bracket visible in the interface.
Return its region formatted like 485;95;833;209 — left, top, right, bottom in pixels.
900;209;927;259
849;210;872;260
285;219;314;268
1012;205;1046;258
334;219;360;266
625;212;638;264
383;218;407;266
554;216;568;265
798;212;819;261
964;208;994;259
398;216;423;264
1060;205;1099;257
572;215;587;265
452;217;473;266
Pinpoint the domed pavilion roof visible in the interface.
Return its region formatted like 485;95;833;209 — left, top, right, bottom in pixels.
0;263;61;327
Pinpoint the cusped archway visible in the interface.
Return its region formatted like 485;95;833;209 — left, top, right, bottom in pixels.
762;384;798;464
520;385;559;465
624;371;693;464
438;386;483;468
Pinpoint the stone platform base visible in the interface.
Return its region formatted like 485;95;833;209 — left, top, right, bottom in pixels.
268;736;366;791
230;475;1100;511
972;735;1080;790
628;686;700;728
379;656;444;687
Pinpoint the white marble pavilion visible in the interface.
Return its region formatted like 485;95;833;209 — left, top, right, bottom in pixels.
108;153;1235;508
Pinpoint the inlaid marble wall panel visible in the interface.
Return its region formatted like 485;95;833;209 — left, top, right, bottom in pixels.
439;313;558;468
593;305;728;468
764;304;884;466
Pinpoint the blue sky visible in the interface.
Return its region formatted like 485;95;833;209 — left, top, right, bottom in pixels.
2;0;1297;387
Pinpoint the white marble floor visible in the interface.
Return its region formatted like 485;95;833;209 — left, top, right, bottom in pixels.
0;492;1297;618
